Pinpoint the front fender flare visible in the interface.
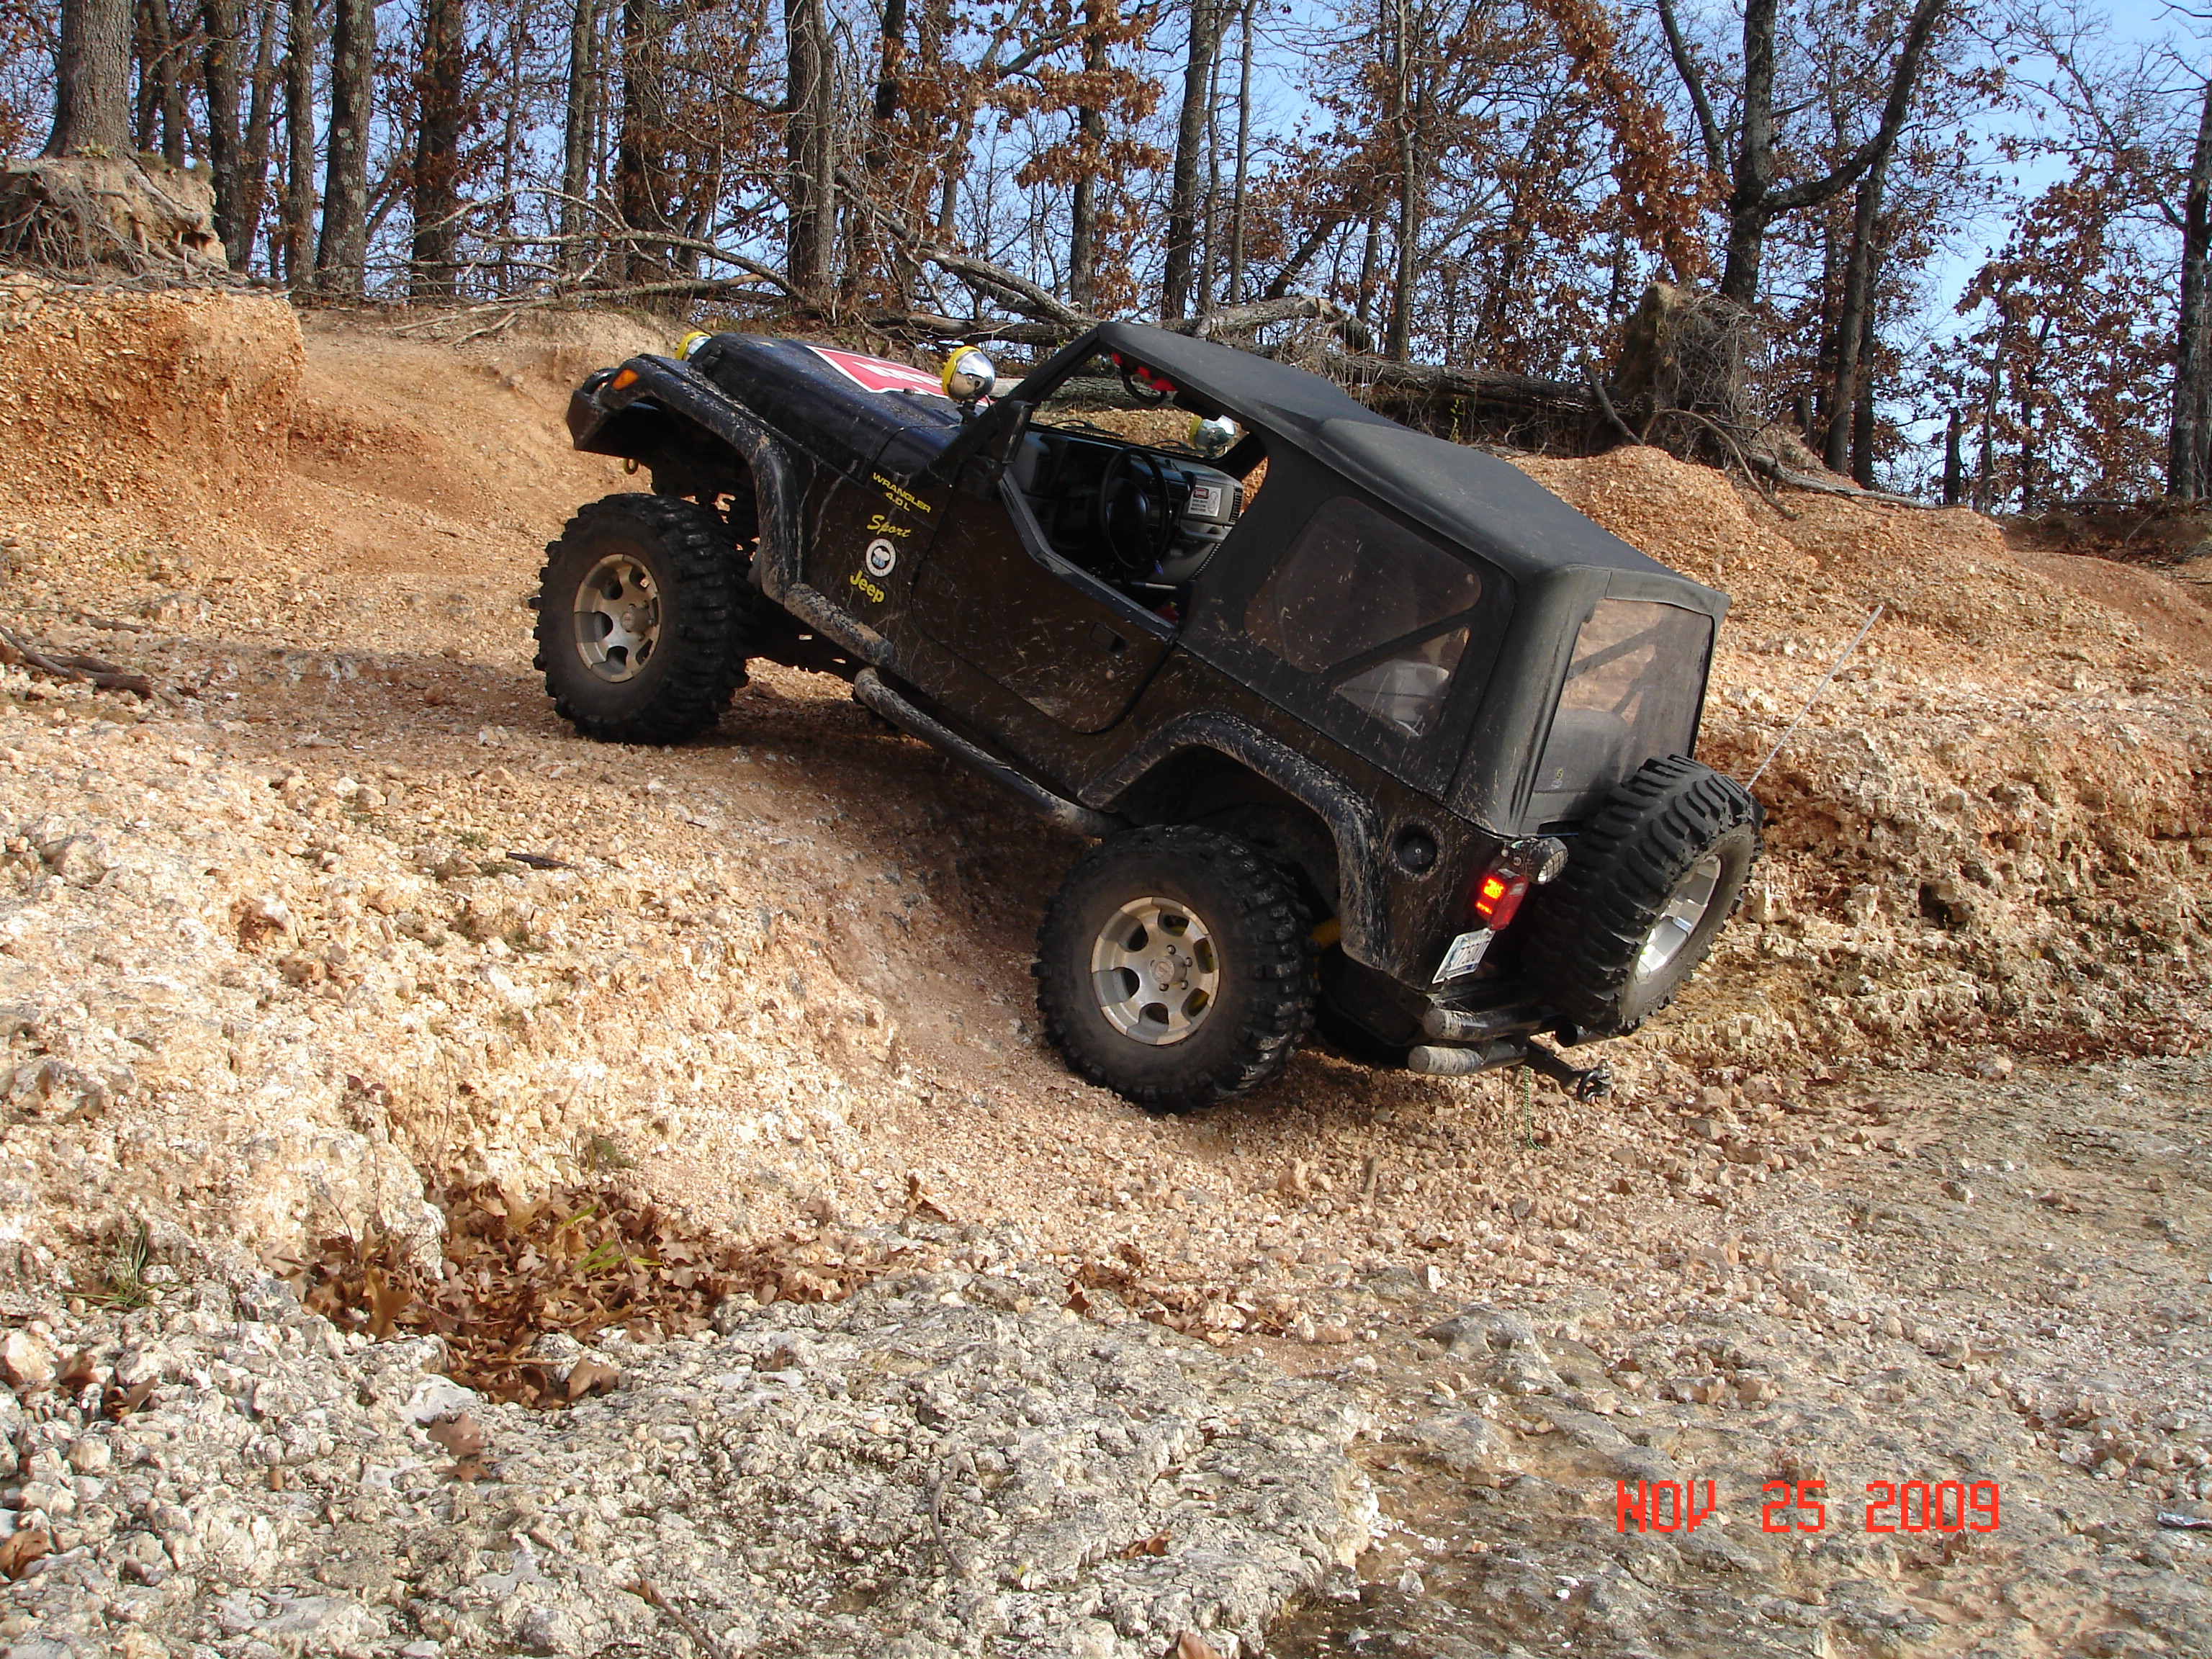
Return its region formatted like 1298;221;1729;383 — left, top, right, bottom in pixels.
591;355;806;601
1079;713;1389;970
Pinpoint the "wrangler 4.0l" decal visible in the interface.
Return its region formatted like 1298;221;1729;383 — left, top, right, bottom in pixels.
872;474;932;515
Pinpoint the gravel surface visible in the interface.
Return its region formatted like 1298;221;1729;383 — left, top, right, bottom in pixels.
1;1244;1370;1658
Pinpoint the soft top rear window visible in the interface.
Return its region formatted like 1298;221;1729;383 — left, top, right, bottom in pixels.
1244;495;1483;736
1532;598;1713;819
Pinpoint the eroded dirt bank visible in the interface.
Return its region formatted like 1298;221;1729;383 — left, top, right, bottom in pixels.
0;289;2210;1658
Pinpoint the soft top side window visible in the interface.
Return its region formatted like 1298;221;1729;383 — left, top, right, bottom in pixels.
1244;495;1483;737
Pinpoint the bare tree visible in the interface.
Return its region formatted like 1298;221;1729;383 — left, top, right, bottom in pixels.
200;0;246;254
1226;0;1254;304
1161;0;1224;318
134;0;188;164
235;0;281;268
1382;0;1419;359
316;0;377;293
2172;72;2212;498
559;0;602;274
48;0;134;156
280;0;315;283
784;0;837;301
1660;0;1948;305
1068;0;1110;311
413;0;469;297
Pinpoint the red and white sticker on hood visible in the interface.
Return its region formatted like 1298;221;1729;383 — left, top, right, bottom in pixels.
805;345;948;399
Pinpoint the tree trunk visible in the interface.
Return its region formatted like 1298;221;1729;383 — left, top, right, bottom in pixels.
849;0;909;302
1825;148;1894;474
1383;0;1420;361
1160;0;1220;320
132;0;165;154
616;0;673;287
49;0;134;157
2018;320;2051;511
140;0;190;165
1354;210;1381;325
1717;0;1778;304
2170;76;2212;500
199;0;246;254
494;11;526;294
1197;14;1223;312
412;0;469;299
1942;409;1964;505
235;0;279;272
560;0;598;273
281;0;313;285
783;0;836;302
316;0;376;293
1068;0;1107;313
1849;290;1878;487
1226;0;1253;305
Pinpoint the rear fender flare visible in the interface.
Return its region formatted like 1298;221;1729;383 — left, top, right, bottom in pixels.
1080;714;1388;968
595;356;805;601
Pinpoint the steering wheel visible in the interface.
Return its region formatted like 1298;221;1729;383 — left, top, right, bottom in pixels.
1093;447;1178;579
1119;362;1174;406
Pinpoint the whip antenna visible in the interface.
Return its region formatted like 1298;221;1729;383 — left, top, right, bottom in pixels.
1746;606;1883;789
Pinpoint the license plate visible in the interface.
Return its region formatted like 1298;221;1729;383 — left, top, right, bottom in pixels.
1434;928;1495;982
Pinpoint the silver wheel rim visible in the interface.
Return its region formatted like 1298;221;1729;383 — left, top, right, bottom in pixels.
1090;896;1220;1047
1632;853;1724;988
574;553;660;683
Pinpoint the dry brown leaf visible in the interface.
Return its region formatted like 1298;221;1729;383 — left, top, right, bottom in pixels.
426;1413;486;1458
1118;1529;1172;1557
567;1358;619;1401
449;1455;490;1483
1176;1634;1224;1659
904;1172;952;1223
55;1348;102;1392
363;1264;409;1339
298;1172;871;1410
104;1377;153;1419
0;1527;52;1581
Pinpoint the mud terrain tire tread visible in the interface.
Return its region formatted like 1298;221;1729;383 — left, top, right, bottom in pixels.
535;493;754;745
1035;826;1315;1111
1521;755;1761;1038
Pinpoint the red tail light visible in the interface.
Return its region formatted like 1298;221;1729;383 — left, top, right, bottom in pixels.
1472;866;1530;931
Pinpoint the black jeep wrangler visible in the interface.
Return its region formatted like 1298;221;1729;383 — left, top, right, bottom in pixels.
540;323;1761;1109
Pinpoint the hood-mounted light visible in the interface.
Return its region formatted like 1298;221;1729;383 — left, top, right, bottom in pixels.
942;347;998;408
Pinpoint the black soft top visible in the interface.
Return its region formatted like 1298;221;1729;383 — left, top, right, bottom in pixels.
1084;322;1681;589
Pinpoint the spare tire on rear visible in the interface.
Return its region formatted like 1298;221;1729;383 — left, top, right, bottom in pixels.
1521;755;1761;1039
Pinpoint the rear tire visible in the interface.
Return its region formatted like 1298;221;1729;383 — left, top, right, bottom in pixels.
1035;827;1315;1110
1521;755;1761;1038
535;493;754;744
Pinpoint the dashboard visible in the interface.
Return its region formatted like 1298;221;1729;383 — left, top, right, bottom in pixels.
1008;428;1243;593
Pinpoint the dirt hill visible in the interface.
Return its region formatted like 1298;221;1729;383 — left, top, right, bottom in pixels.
3;285;2211;1659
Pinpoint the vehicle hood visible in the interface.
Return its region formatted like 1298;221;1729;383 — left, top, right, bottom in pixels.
692;336;965;475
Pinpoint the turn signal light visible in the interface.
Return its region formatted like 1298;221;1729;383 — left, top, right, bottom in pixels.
610;367;639;390
1471;867;1530;931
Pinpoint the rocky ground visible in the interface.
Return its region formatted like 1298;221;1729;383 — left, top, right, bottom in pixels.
1;1241;1368;1659
2;286;2211;1656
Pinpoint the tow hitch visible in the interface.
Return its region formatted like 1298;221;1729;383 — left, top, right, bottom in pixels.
1524;1040;1613;1101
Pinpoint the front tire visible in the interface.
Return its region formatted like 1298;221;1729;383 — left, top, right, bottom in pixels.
1035;827;1315;1110
1521;755;1761;1038
534;493;754;744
